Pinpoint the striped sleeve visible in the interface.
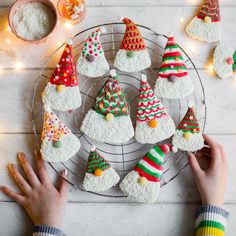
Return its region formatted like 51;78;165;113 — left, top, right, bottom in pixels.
195;205;229;236
33;225;65;236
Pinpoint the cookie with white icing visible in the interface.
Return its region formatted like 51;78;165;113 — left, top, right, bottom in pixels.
154;35;194;99
172;105;204;152
76;28;109;77
213;43;236;79
42;39;82;111
135;74;175;144
40;106;81;162
186;0;221;43
80;69;134;144
83;147;120;193
114;17;151;72
120;144;176;203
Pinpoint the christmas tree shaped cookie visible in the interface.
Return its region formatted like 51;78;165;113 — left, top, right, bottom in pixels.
76;28;109;77
80;69;134;144
154;35;194;99
213;43;236;79
135;75;175;144
114;17;151;72
186;0;221;42
120;144;176;203
40;105;81;162
172;105;204;152
83;147;120;192
42;39;81;111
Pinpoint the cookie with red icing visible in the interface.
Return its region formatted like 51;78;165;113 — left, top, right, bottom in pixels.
186;0;221;42
42;39;82;111
135;74;175;144
114;17;151;72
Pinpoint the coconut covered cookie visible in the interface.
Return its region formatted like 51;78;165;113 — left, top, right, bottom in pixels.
83;147;120;192
76;28;109;77
186;0;221;43
80;69;134;144
40;106;81;162
213;43;236;79
172;105;204;152
42;39;81;111
120;144;176;203
114;17;151;72
154;35;194;99
135;75;175;144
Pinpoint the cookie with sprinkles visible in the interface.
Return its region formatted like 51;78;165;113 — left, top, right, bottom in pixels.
120;144;177;203
186;0;221;42
154;35;194;99
76;28;109;77
172;104;204;152
80;69;134;144
114;17;151;72
42;39;82;111
40;105;81;162
83;147;120;192
135;74;175;144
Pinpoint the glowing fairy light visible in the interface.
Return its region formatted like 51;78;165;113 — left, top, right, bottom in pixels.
64;21;72;29
5;38;11;44
15;62;24;70
207;63;215;74
180;17;184;24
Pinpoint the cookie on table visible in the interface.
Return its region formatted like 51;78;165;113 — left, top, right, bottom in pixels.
213;43;236;79
186;0;221;43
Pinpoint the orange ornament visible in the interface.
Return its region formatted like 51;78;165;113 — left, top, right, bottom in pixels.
148;119;158;128
94;169;103;176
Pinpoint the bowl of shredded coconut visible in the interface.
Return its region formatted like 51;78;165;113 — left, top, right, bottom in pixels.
8;0;58;43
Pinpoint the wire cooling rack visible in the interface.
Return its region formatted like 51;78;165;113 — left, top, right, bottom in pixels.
31;22;207;198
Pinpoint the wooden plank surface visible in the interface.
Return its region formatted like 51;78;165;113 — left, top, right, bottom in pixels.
0;202;235;236
0;1;236;235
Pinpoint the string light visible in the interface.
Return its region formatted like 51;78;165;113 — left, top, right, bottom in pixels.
64;21;72;29
180;17;184;24
5;38;11;44
207;63;214;74
15;62;23;70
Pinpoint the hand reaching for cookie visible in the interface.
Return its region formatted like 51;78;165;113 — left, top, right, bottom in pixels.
188;134;227;208
0;152;68;228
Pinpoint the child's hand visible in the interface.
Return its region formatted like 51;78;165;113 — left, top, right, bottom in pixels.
0;152;68;228
188;134;227;208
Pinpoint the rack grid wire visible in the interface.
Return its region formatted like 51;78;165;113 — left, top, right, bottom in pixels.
31;22;207;198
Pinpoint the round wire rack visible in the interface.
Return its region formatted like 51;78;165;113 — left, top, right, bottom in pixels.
32;22;207;198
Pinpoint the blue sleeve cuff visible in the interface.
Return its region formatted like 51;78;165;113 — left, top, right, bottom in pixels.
195;205;229;220
33;225;65;236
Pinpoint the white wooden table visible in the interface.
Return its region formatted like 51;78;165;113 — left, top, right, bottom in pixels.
0;0;236;235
